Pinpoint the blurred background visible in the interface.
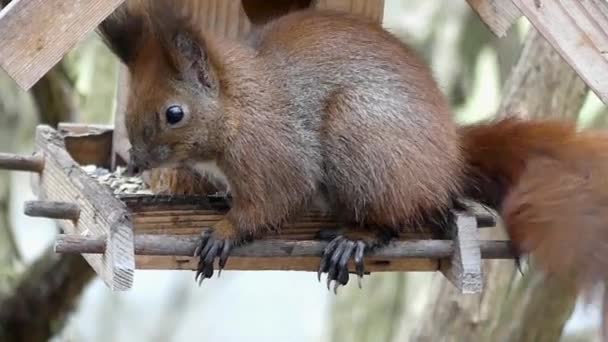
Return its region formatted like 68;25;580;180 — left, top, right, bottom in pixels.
1;0;607;341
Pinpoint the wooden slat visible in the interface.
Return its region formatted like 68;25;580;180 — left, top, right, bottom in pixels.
35;125;134;291
0;0;126;90
122;195;495;239
511;0;608;104
116;195;496;273
315;0;385;22
440;214;482;294
135;255;439;272
111;64;130;168
466;0;522;37
187;0;251;40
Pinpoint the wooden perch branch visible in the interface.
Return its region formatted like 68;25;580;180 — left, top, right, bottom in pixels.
24;200;80;220
54;234;514;259
0;152;44;172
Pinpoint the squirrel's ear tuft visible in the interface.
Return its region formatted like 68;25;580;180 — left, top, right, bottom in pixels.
148;1;218;91
97;2;145;65
170;32;217;90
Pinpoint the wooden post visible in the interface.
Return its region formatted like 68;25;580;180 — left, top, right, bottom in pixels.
24;201;80;221
0;153;44;173
35;125;135;291
54;234;514;259
440;214;483;294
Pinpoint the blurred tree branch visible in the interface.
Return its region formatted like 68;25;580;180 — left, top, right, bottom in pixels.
413;28;588;342
0;247;95;342
30;63;78;126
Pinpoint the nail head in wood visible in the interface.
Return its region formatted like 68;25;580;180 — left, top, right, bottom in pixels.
24;200;81;221
0;152;44;172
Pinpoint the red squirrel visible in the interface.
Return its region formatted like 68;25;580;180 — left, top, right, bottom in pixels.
98;1;608;290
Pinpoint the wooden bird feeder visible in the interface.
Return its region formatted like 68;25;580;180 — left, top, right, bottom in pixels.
0;124;512;292
3;0;607;293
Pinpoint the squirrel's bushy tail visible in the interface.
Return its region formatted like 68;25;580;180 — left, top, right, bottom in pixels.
461;117;608;287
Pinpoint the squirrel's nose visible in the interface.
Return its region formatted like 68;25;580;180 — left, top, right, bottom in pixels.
126;149;148;176
126;161;142;176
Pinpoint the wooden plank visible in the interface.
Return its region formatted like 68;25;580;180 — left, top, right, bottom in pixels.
135;256;439;272
315;0;385;22
241;0;312;25
466;0;522;37
0;0;126;90
440;214;483;294
114;196;496;273
35;125;134;291
121;194;495;239
186;0;251;40
511;0;608;104
111;64;130;168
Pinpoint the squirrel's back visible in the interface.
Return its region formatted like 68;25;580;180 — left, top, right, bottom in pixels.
239;10;464;226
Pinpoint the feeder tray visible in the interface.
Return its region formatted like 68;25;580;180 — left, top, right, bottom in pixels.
0;124;513;293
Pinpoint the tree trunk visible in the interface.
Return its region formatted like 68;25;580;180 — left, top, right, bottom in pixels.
413;28;588;342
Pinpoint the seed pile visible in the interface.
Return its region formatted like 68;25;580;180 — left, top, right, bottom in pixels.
81;165;153;195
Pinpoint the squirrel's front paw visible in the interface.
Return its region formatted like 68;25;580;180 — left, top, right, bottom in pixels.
317;229;390;293
318;236;367;293
193;219;240;285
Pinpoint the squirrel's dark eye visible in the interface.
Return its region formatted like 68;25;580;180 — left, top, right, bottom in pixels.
165;105;184;125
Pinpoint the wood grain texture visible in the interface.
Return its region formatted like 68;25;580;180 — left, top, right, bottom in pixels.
55;234;514;257
315;0;385;22
121;194;495;240
136;255;439;272
186;0;251;40
511;0;608;104
35;125;134;291
440;214;482;294
0;0;126;90
466;0;522;37
242;0;312;25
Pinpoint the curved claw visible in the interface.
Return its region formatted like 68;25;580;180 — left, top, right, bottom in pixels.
354;241;366;288
336;241;356;286
194;229;234;285
218;240;232;277
327;241;348;290
318;236;344;282
318;236;371;292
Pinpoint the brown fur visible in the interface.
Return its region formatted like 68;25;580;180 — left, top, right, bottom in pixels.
100;2;608;288
99;3;462;243
463;118;608;287
145;167;225;195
